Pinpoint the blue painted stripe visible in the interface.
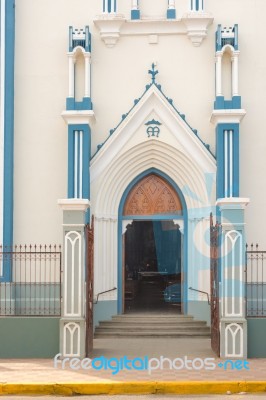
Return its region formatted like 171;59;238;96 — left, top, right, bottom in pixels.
122;214;183;220
227;130;230;196
216;123;240;199
216;125;224;199
83;126;91;224
2;0;15;282
68;124;91;199
117;168;188;315
82;126;90;200
68;126;75;198
233;126;239;197
67;124;91;222
77;131;80;198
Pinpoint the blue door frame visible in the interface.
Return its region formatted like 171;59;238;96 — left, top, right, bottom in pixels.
117;168;188;314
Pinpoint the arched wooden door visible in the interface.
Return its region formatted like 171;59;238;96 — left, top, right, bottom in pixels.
122;174;183;313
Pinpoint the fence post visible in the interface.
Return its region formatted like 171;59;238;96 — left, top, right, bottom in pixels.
216;198;249;359
58;199;90;358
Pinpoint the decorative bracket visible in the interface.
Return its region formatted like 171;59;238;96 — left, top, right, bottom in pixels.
93;14;126;48
94;12;213;48
182;12;214;47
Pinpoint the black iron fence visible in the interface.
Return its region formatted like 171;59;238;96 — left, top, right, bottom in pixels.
246;244;266;317
0;245;62;316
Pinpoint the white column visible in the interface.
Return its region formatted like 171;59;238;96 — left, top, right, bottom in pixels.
190;0;196;11
103;0;108;13
84;54;91;98
131;0;139;10
104;0;116;14
217;198;250;359
68;55;75;98
168;0;175;9
111;0;117;13
216;55;222;97
198;0;203;11
58;199;90;359
232;55;239;96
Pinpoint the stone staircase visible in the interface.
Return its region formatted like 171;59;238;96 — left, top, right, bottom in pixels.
94;314;211;338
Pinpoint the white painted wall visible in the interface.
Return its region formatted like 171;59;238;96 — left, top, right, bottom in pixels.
12;0;266;249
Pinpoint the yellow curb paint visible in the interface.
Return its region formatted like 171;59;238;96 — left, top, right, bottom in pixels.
1;381;266;396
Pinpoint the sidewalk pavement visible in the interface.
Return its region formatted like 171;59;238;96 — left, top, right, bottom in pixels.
1;338;266;395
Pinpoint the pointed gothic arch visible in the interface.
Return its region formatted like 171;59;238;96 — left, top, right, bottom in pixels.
123;173;183;216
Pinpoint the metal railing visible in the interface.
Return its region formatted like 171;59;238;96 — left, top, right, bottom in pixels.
0;244;62;316
246;244;266;317
189;287;210;305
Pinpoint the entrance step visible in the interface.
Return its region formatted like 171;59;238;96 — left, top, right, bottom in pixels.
94;314;211;339
99;321;207;329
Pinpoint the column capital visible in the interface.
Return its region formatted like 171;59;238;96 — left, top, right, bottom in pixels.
216;197;250;210
58;198;90;211
210;109;246;125
61;110;95;125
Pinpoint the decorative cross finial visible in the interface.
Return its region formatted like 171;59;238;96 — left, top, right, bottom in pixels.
148;63;158;84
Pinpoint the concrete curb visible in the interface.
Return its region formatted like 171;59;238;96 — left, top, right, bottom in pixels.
1;381;266;396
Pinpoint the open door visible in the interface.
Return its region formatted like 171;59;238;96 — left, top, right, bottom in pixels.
122;232;125;313
85;216;94;356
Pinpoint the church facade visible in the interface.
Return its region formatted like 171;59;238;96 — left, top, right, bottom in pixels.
1;0;266;359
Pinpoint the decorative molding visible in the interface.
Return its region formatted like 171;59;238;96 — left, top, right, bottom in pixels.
63;322;81;357
58;198;91;211
93;14;126;47
221;222;246;227
146;125;160;138
145;109;162;138
64;231;82;316
123;174;182;216
210;109;246;125
91;83;216;185
225;323;243;358
93;12;213;47
62;224;86;227
216;197;250;210
93;66;213;159
224;230;243;317
145;118;162;126
94;215;118;222
61;110;95;125
182;12;213;46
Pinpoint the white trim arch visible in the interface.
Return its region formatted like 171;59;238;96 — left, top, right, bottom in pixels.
91;139;216;303
90;81;216;304
68;46;91;100
92;140;213;215
216;45;240;98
